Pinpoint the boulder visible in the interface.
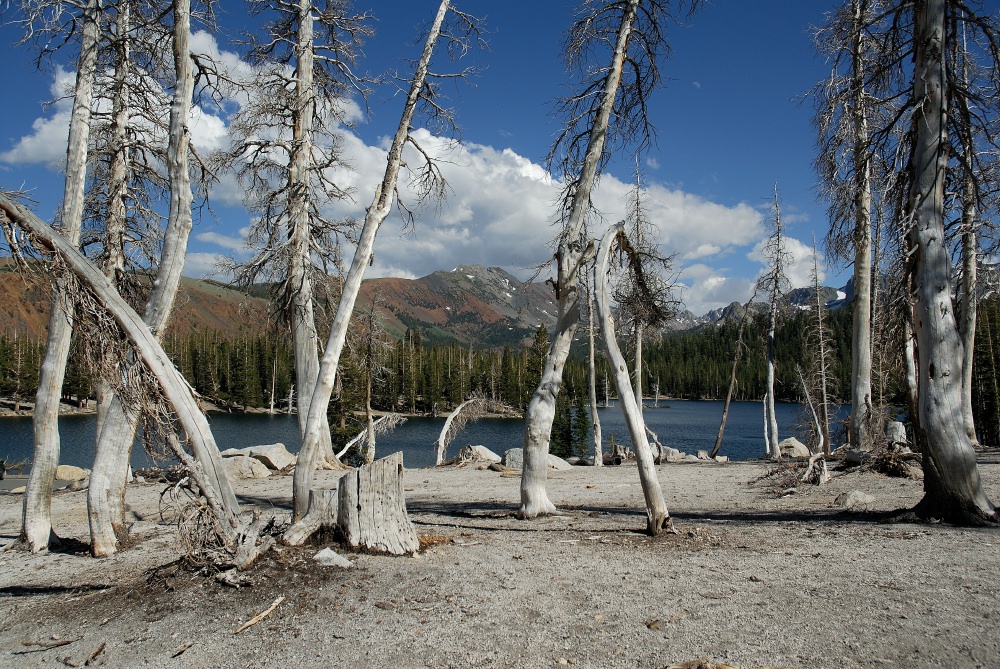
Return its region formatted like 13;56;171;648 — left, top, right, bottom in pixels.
501;448;573;471
684;454;700;462
313;547;353;568
55;465;89;482
224;455;271;480
779;437;810;459
458;445;501;464
843;449;871;466
221;443;296;471
835;490;876;510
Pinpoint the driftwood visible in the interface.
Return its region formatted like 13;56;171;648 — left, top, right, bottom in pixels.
235;596;285;634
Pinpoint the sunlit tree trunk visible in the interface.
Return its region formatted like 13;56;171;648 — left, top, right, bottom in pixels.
587;281;602;466
594;224;670;533
906;0;994;524
520;0;640;519
22;0;101;553
292;0;453;520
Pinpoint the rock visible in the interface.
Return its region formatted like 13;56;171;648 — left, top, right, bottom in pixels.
501;448;573;470
684;454;700;462
459;445;501;464
696;450;710;460
221;443;296;470
779;437;810;459
714;455;729;463
313;547;353;568
665;448;683;462
66;478;89;491
835;490;876;510
843;449;871;466
9;486;26;494
224;455;271;480
502;448;523;469
885;420;908;447
55;464;89;481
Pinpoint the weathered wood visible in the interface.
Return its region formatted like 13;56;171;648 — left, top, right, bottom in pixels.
337;452;418;555
282;487;341;546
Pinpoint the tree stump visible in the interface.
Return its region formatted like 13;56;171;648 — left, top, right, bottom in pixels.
338;452;419;555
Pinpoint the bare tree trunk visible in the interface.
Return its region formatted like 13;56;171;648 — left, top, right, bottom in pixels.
520;0;640;519
88;1;137;557
849;0;874;451
22;0;101;553
633;323;644;417
435;398;476;465
906;0;994;524
764;300;780;459
292;0;450;521
287;0;337;467
594;224;670;534
0;194;241;528
587;283;603;466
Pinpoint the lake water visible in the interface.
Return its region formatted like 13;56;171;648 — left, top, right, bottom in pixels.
0;400;844;473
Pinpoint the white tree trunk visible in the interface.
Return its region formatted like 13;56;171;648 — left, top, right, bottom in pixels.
0;194;241;529
435;398;476;465
520;0;639;519
287;0;337;466
594;224;670;533
587;285;602;466
849;0;874;451
292;0;450;521
764;300;780;459
906;0;994;523
22;0;101;553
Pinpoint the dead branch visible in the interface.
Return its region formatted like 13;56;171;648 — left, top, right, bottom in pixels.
235;596;285;634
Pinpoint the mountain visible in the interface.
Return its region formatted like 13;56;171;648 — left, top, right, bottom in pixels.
357;264;557;346
0;261;557;348
0;258;854;346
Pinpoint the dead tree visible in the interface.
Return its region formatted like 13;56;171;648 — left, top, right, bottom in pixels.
291;0;483;521
593;223;670;534
520;0;699;519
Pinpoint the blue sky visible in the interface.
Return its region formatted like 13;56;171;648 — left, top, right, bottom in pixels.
0;0;847;315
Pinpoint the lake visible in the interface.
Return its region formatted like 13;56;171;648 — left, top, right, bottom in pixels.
0;400;845;473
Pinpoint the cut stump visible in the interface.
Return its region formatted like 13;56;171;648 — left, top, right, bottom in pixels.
339;452;419;555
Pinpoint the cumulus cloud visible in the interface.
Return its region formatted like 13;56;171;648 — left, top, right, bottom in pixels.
747;233;821;294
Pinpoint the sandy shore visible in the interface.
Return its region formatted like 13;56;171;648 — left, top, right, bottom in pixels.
1;457;999;668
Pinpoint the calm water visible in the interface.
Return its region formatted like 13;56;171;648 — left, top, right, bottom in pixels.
0;400;843;473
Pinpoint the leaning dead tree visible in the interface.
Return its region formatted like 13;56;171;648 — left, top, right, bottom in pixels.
434;397;514;465
291;0;483;521
0;194;241;545
593;223;671;534
336;413;406;460
520;0;699;519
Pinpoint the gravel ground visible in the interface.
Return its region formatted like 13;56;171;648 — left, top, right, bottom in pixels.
1;457;999;669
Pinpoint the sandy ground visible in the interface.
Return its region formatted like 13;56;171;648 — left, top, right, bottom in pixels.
1;456;999;669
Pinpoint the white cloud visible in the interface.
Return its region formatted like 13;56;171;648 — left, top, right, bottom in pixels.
747;234;820;293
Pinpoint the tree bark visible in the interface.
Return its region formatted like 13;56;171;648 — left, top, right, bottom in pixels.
22;0;101;553
292;0;450;521
594;224;670;534
337;452;419;555
520;0;640;519
587;283;603;466
906;0;994;524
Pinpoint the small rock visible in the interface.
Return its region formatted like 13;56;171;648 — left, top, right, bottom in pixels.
221;443;296;470
684;454;700;462
9;486;26;494
313;547;353;568
843;449;871;466
501;448;572;470
714;455;729;463
696;450;710;460
835;490;876;510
